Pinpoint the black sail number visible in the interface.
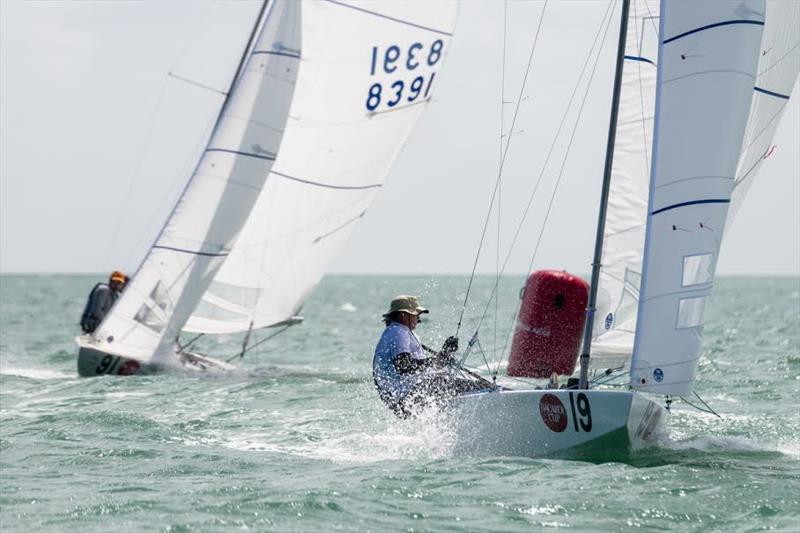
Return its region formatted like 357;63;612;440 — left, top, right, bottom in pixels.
568;392;593;433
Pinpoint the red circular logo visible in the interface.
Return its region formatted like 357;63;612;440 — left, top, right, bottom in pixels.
117;360;141;376
539;393;567;432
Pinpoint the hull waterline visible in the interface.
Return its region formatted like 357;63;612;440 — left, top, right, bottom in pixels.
76;336;235;377
447;389;667;459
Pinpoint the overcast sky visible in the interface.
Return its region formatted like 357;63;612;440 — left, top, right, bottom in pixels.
1;0;798;275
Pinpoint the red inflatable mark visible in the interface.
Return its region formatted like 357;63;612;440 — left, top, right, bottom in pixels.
508;270;589;378
539;393;567;433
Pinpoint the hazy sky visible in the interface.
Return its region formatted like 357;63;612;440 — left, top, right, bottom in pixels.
1;0;798;275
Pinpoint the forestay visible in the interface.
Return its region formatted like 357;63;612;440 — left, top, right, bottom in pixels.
630;0;766;394
184;0;459;334
591;0;660;365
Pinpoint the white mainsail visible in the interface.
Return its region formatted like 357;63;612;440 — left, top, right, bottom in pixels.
591;0;660;364
91;0;459;362
184;0;459;335
630;0;767;394
593;0;798;370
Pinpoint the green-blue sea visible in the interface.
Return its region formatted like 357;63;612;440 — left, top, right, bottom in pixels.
1;274;798;532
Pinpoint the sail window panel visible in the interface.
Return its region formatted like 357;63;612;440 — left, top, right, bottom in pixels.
133;282;173;333
676;296;707;329
682;253;714;286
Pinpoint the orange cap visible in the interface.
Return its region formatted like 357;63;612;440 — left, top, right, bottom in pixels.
110;270;126;283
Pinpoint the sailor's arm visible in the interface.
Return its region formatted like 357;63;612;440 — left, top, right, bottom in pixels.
393;352;435;374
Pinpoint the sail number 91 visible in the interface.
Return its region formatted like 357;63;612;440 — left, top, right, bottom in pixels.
366;40;443;112
568;392;592;432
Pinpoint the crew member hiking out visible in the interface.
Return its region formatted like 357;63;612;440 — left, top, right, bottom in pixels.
372;295;494;418
79;270;127;334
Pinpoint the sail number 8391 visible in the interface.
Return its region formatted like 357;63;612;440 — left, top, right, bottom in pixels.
366;40;444;112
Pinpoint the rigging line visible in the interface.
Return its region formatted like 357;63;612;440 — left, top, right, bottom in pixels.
312;212;366;244
226;323;293;361
177;332;204;352
452;0;615;377
634;3;652;179
455;0;550;338
679;394;721;417
758;41;800;77
496;0;620;374
495;0;509;373
167;71;227;95
640;0;660;37
107;69;172;268
692;390;721;417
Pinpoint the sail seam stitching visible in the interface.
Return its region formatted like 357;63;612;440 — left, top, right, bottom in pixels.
152;246;230;257
662;69;756;85
252;50;301;59
206;148;276;161
271;171;382;190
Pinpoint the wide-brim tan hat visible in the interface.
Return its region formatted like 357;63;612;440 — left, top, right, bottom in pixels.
382;295;429;317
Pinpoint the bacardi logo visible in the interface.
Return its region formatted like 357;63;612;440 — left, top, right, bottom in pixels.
539;393;567;432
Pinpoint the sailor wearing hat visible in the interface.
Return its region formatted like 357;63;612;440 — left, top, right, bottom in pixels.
373;295;489;417
79;271;127;334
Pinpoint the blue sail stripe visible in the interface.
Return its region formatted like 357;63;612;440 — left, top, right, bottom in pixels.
651;198;730;215
323;0;453;36
153;246;230;257
252;50;301;59
624;55;655;66
663;19;764;44
754;86;790;100
206;148;276;161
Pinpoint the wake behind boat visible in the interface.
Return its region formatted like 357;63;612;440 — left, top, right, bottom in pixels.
74;0;459;376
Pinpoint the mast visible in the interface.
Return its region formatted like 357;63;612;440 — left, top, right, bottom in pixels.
578;0;631;390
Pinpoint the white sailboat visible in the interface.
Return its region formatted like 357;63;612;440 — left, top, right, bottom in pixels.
77;0;459;376
445;0;798;458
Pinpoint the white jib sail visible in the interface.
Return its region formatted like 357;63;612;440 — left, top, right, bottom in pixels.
728;0;799;225
630;0;766;395
183;0;459;335
591;0;661;368
93;1;301;362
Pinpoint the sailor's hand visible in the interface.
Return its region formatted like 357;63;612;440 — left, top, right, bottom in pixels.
441;336;459;356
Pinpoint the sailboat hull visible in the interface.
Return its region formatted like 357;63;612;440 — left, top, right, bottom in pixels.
76;337;234;377
448;389;666;459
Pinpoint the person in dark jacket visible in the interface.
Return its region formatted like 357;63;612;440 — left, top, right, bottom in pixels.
80;271;126;334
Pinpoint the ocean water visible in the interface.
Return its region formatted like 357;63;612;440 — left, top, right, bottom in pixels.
1;274;798;532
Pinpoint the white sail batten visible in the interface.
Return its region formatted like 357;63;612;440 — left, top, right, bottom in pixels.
591;0;660;366
630;0;766;394
728;1;799;226
93;1;301;362
184;0;459;334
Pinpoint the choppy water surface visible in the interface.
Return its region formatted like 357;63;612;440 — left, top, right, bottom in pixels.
1;275;798;532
